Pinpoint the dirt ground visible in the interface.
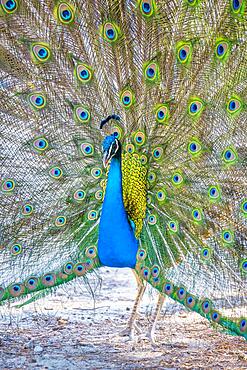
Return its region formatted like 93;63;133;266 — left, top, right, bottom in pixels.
0;268;246;370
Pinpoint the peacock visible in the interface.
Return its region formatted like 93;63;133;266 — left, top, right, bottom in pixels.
0;0;246;344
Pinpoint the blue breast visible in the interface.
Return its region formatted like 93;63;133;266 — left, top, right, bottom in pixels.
98;157;138;268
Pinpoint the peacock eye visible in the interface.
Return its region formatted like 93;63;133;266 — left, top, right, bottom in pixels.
87;210;98;221
239;318;247;333
144;61;159;83
120;89;135;108
75;63;93;84
211;311;221;323
201;300;211;313
81;143;94;156
73;189;85;201
64;262;74;275
29;93;46;109
163;282;173;295
215;39;230;61
85;246;97;258
140;0;155;17
33;137;49;152
125;143;135;153
177;287;186;300
222;147;238;164
156;188;167;202
134;131;145;146
177;43;192;64
172;172;184;186
222;230;234;245
10;243;22;256
103;22;118;42
49;166;63;179
155;104;169;124
2;179;15;192
75;106;91;123
227;97;242;115
168;220;179;233
91;167;102;179
231;0;244;14
208;185;221;201
241;200;247;216
2;0;18;14
188;139;202;156
22;203;33;216
55;216;66;227
42;273;56;286
241;259;247;273
152;147;163;160
192;208;203;222
31;43;51;63
148;214;156;225
201;247;212;261
57;3;75;24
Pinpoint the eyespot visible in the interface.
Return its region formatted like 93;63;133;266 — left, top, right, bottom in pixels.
49;166;63;179
80;143;94;156
201;300;211;314
9;283;25;297
125;143;135;154
152;147;163;160
163;282;173;296
1;0;18;14
177;43;192;64
22;203;33;216
74;106;91;123
139;0;155;17
95;190;103;200
140;155;148;165
208;185;221;201
151;265;159;277
188;98;204;117
73;262;87;276
148;171;156;183
120;89;135;109
31;43;51;63
201;247;212;261
186;0;200;6
2;179;15;192
188;139;202;157
215;41;229;60
111;125;123;140
28;93;46;110
55;216;67;227
87;210;98;221
222;146;238;165
75;63;93;84
227;97;242;115
91;167;102;179
10;243;22;256
85;246;97;258
64;262;74;275
137;249;147;260
33;137;49;152
134;131;146;146
73;189;85;202
211;311;221;323
25;276;38;291
186;295;196;309
42;273;56;287
239;318;247;333
144;62;159;83
177;287;186;301
231;0;244;14
102;22;120;43
240;259;247;273
155;104;169;124
241;200;247;216
222;229;234;245
57;3;75;24
141;266;150;280
192;208;203;222
156;188;167;203
0;287;4;300
168;220;179;233
148;214;156;225
172;172;184;186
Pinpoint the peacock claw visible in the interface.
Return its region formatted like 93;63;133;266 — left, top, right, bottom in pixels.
137;330;157;346
118;323;141;341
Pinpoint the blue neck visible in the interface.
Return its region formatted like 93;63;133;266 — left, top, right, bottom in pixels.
98;156;138;268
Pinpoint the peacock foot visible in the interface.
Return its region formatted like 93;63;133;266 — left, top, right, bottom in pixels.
118;322;142;341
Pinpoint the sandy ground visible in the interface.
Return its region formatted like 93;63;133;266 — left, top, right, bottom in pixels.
0;267;246;370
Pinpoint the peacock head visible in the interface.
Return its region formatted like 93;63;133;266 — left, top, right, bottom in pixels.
102;134;121;168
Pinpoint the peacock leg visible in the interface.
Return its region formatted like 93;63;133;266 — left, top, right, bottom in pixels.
119;270;146;340
141;294;165;345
